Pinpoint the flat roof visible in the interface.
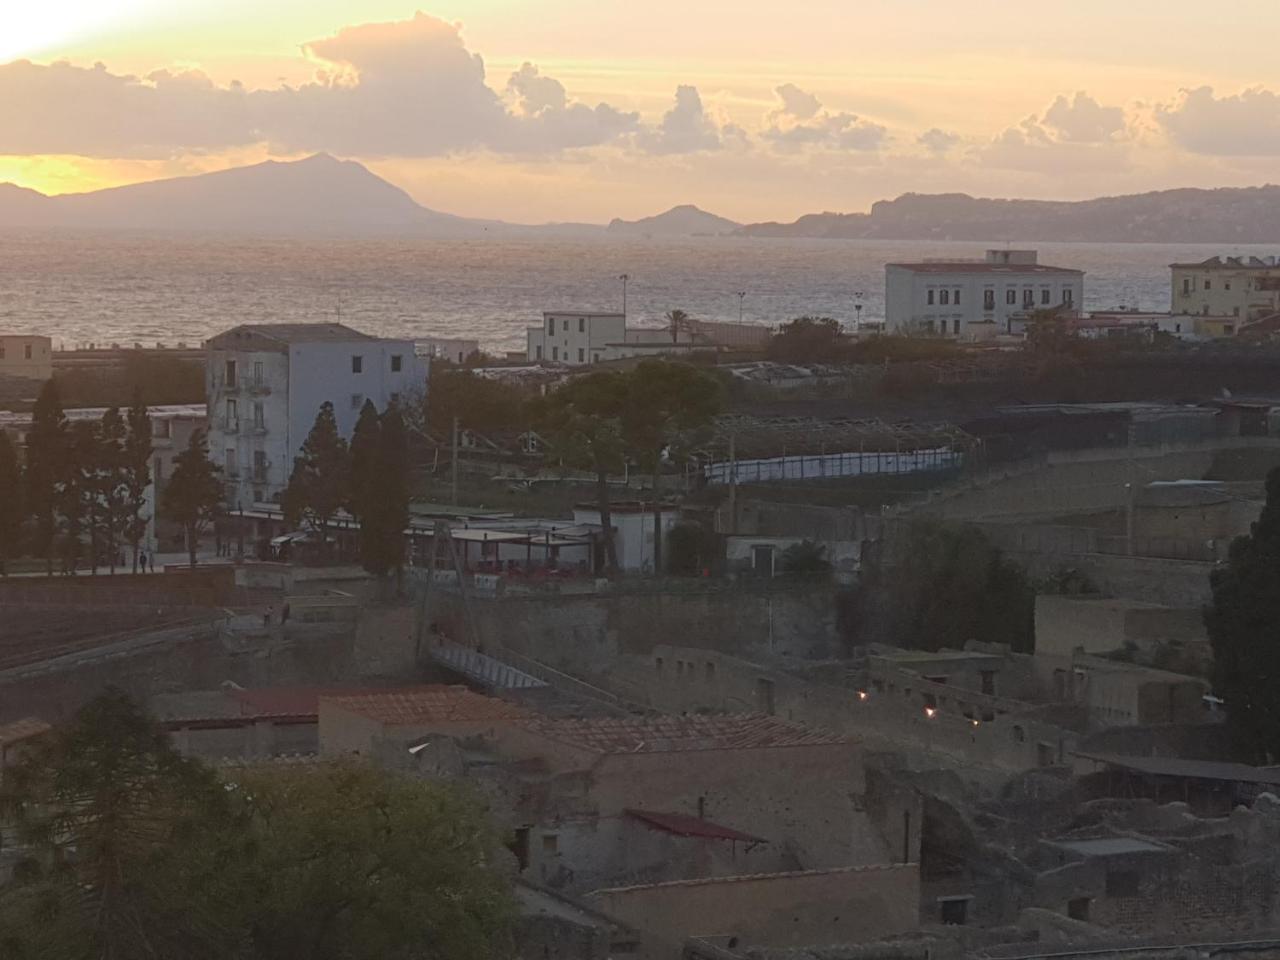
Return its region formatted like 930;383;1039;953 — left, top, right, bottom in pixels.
887;262;1082;276
216;322;377;343
873;649;1003;664
1074;751;1280;786
1047;837;1174;857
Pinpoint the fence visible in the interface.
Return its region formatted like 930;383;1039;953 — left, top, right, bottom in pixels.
703;446;964;485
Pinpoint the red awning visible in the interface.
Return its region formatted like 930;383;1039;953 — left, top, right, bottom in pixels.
624;809;766;844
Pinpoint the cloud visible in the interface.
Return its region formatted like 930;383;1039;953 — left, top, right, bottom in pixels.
918;128;960;155
638;85;727;154
773;83;821;121
762;84;886;152
1156;86;1280;156
0;13;637;159
1042;91;1126;143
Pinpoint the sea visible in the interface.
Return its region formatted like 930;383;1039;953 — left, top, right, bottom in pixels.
3;231;1277;354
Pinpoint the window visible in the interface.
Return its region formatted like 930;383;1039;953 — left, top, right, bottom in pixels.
1204;280;1211;290
1023;289;1034;308
551;346;559;361
954;288;961;305
1006;289;1017;305
562;319;569;332
1225;281;1232;291
252;402;264;428
1233;306;1241;317
1062;288;1074;305
1041;288;1051;304
983;289;995;310
940;898;969;926
1012;725;1025;743
225;359;236;383
351;393;364;410
927;290;935;305
1068;898;1091;922
940;289;950;305
253;450;267;476
225;398;237;422
351;355;363;373
390;354;403;372
535;345;543;360
1183;278;1192;294
253;360;264;384
579;317;585;332
578;348;585;363
1105;870;1140;898
24;343;32;360
953;318;960;335
547;317;554;335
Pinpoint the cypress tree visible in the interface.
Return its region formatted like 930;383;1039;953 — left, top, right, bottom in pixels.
124;391;153;573
162;429;223;568
26;379;68;575
374;401;410;579
0;432;23;572
282;402;350;547
1206;467;1280;763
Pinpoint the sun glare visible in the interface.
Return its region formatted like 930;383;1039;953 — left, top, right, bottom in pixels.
0;1;157;62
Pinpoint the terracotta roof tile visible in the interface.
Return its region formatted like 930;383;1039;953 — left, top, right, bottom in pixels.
322;686;528;725
516;714;849;755
625;809;766;844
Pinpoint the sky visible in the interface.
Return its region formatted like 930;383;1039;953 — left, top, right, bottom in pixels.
4;1;1280;223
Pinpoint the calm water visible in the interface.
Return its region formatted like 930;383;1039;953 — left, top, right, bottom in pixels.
2;231;1276;352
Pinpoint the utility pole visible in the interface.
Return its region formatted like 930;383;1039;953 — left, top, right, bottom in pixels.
451;416;459;506
619;273;629;320
737;291;746;323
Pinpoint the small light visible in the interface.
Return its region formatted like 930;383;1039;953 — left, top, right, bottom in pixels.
857;690;868;701
971;719;980;727
924;707;936;719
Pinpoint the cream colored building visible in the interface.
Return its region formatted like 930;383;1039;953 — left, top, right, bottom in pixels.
0;335;53;381
1170;255;1280;324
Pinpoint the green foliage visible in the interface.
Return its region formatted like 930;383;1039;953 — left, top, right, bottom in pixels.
161;428;222;567
767;316;845;363
229;762;512;960
354;403;410;578
0;692;514;960
1206;467;1280;763
0;432;23;563
52;355;205;408
846;335;961;364
780;539;831;575
425;369;528;438
0;689;241;960
282;402;350;543
348;400;382;525
532;371;629;572
123;393;153;572
854;521;1035;653
25;380;68;574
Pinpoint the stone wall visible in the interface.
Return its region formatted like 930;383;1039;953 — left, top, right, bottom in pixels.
590;863;920;958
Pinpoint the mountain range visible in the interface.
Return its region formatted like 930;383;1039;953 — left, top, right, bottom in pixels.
2;155;1280;243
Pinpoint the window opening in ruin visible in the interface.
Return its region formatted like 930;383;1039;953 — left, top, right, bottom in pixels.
510;827;531;872
939;898;970;925
1068;897;1091;921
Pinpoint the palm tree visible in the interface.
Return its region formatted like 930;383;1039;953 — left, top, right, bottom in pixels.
665;309;691;344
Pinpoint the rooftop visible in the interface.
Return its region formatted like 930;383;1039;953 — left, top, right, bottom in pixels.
0;717;52;748
322;686;529;726
625;808;766;844
152;686;386;724
1074;751;1280;786
1170;255;1280;270
213;322;378;344
516;714;849;755
1047;837;1175;857
886;262;1082;276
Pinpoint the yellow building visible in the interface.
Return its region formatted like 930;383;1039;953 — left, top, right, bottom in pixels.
0;335;52;382
1170;256;1280;323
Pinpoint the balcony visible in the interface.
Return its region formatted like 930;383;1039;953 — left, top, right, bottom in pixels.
212;375;271;396
243;376;271;396
218;417;241;434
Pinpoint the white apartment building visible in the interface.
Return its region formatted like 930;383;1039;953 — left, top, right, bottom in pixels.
0;335;53;381
416;337;480;365
526;312;772;366
885;250;1085;340
527;312;628;365
1170;256;1280;322
206;323;427;510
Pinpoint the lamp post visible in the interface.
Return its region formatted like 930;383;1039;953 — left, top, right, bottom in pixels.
853;290;865;333
619;274;630;320
737;291;746;323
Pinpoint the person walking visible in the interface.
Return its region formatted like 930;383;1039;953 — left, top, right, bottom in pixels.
139;550;147;572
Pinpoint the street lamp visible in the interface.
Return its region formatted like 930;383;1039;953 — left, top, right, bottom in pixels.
853;290;865;333
619;274;630;319
737;291;746;323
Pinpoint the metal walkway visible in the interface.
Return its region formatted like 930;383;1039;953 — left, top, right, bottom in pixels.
428;640;549;691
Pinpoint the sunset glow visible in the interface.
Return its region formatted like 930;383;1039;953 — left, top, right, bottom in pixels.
5;1;1280;221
